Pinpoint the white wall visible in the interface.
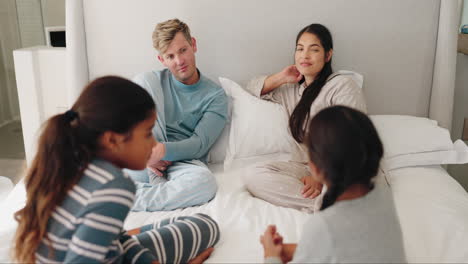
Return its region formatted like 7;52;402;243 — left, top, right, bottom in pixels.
0;0;22;126
13;47;67;164
41;0;65;27
461;0;468;26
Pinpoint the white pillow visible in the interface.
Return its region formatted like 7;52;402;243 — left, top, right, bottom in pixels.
370;115;453;157
207;97;232;164
370;115;468;170
219;77;295;169
206;119;231;164
217;76;468;171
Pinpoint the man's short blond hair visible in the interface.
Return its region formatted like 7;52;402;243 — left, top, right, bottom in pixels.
152;18;192;54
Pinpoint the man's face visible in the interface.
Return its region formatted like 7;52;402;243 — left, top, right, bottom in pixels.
158;32;198;85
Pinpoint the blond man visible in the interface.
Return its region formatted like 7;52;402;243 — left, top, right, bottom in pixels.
128;19;228;212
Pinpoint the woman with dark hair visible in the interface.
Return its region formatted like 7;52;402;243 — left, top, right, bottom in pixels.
243;23;367;212
260;106;406;263
13;76;219;264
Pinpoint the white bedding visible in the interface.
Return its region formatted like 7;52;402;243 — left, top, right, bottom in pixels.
5;1;464;262
388;165;468;262
124;156;468;263
1;154;468;263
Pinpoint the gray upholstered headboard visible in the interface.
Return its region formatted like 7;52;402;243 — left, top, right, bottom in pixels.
66;0;452;122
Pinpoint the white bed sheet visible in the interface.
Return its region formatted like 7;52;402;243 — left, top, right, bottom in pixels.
387;165;468;262
1;155;468;263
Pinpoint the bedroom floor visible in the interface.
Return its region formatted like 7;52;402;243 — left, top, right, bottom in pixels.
0;120;26;184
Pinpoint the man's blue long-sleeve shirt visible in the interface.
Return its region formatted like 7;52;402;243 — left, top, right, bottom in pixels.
133;69;228;162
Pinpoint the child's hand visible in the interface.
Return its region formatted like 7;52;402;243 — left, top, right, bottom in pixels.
301;176;323;199
188;247;214;264
281;243;297;263
260;225;283;259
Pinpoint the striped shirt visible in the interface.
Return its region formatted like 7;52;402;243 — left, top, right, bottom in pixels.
36;159;136;263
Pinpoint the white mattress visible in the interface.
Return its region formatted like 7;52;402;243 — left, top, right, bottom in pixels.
1;155;468;263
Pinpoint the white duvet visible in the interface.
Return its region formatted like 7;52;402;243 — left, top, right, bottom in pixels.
1;156;468;263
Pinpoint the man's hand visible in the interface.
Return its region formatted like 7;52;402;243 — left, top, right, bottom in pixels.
300;175;323;199
148;160;172;176
280;65;303;84
147;143;170;176
260;225;283;260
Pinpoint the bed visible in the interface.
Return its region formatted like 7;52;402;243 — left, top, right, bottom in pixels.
1;0;468;263
2;148;468;263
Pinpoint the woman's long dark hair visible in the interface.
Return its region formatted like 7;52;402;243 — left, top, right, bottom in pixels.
289;23;334;143
14;76;155;263
305;106;383;211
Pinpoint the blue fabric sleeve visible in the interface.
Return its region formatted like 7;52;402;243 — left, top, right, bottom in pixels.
163;91;228;161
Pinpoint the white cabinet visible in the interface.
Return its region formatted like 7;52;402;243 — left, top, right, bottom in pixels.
13;46;67;164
